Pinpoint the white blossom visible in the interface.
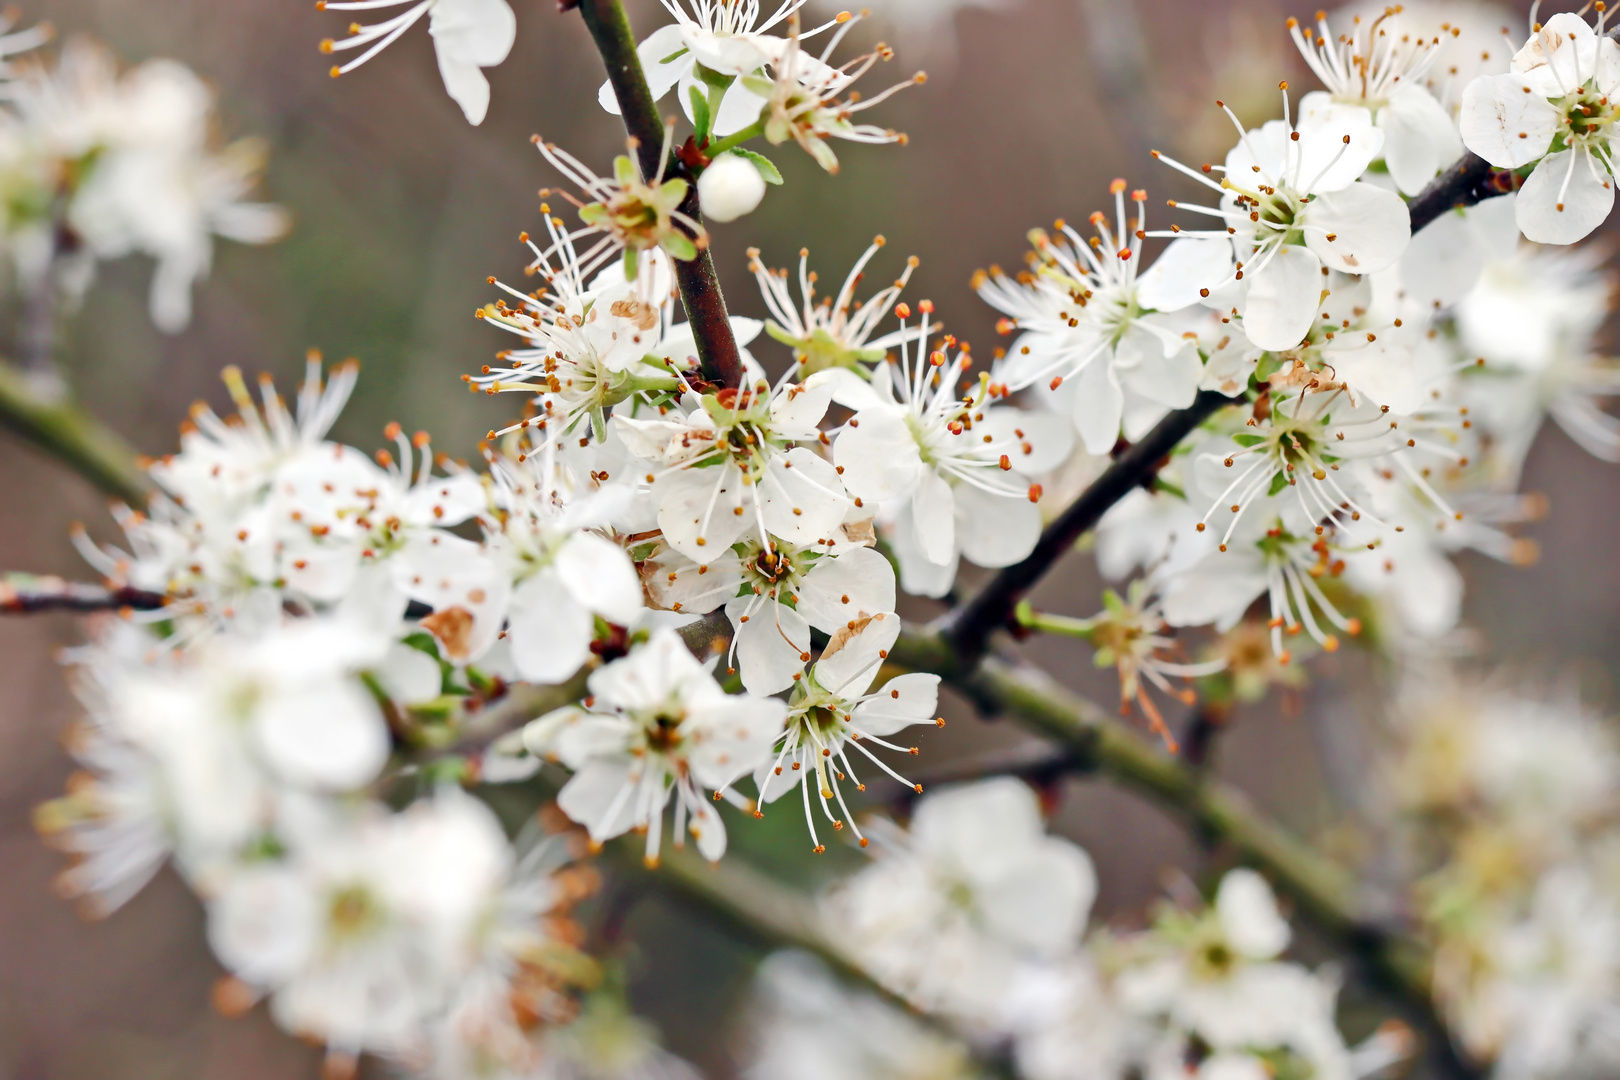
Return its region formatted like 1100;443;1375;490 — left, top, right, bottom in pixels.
1155;92;1410;350
832;306;1071;594
824;778;1097;1029
1290;9;1462;194
1113;870;1358;1080
747;237;926;379
1459;11;1620;244
319;0;517;124
743;950;979;1080
522;629;786;864
754;613;938;848
978;181;1228;452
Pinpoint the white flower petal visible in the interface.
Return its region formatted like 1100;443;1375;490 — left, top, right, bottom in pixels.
655;463;749;562
601;24;688;113
1459;72;1560;168
1216;868;1291;960
428;0;516;67
1160;550;1269;630
977;406;1075;475
1516;149;1615;245
1380;84;1462;195
851;671;940;737
254;679;389;791
558;758;641;842
375;642;442;706
433;54;491;126
557;531;644;626
1240;245;1322;351
975;838;1097;955
507;570;596;684
686;797;729;862
955;484;1041;568
797;546;896;631
727;598;810;695
813;610;900;699
1070;348;1124;454
835;407;924;501
1303;182;1410;275
1136;237;1236;312
761;447;851;547
910;470;957;565
1114;323;1201;410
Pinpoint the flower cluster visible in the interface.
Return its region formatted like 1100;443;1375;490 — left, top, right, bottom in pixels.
0;35;286;333
33;356;699;1075
1384;667;1620;1079
1000;6;1620;684
23;1;1620;1077
790;779;1407;1080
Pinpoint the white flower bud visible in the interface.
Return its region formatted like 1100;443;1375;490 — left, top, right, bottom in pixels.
696;152;766;224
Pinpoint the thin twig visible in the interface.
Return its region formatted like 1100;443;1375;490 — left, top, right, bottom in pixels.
0;573;166;615
940;389;1231;662
0;360;151;507
573;0;745;390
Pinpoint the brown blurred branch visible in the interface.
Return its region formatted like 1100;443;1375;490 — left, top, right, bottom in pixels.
0;573;166;615
573;0;744;390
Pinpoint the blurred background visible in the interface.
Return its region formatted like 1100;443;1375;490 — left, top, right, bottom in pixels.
1;0;1613;1076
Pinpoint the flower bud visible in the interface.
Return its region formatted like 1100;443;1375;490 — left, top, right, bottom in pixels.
697;153;766;224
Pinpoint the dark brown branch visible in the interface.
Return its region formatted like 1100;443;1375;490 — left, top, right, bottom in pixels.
574;0;745;390
940;389;1230;663
0;573;166;614
1405;153;1514;234
1179;702;1229;768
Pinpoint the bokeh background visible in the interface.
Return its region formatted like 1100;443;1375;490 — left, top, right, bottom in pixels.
1;0;1613;1076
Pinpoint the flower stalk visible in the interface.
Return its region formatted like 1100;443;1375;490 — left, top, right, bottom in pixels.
574;0;745;390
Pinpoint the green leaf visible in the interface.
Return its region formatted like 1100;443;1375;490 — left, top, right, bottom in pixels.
730;147;783;185
1231;433;1265;447
657;46;690;65
1267;471;1289;497
688;84;713;144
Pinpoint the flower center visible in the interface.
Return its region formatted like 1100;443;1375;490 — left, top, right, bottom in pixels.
1556;86;1620;149
326;883;384;942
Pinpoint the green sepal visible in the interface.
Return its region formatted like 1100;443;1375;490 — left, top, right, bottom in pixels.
661;230;698;262
1267;471;1290;497
694;63;735;92
689;84;713;144
731;147;783;185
